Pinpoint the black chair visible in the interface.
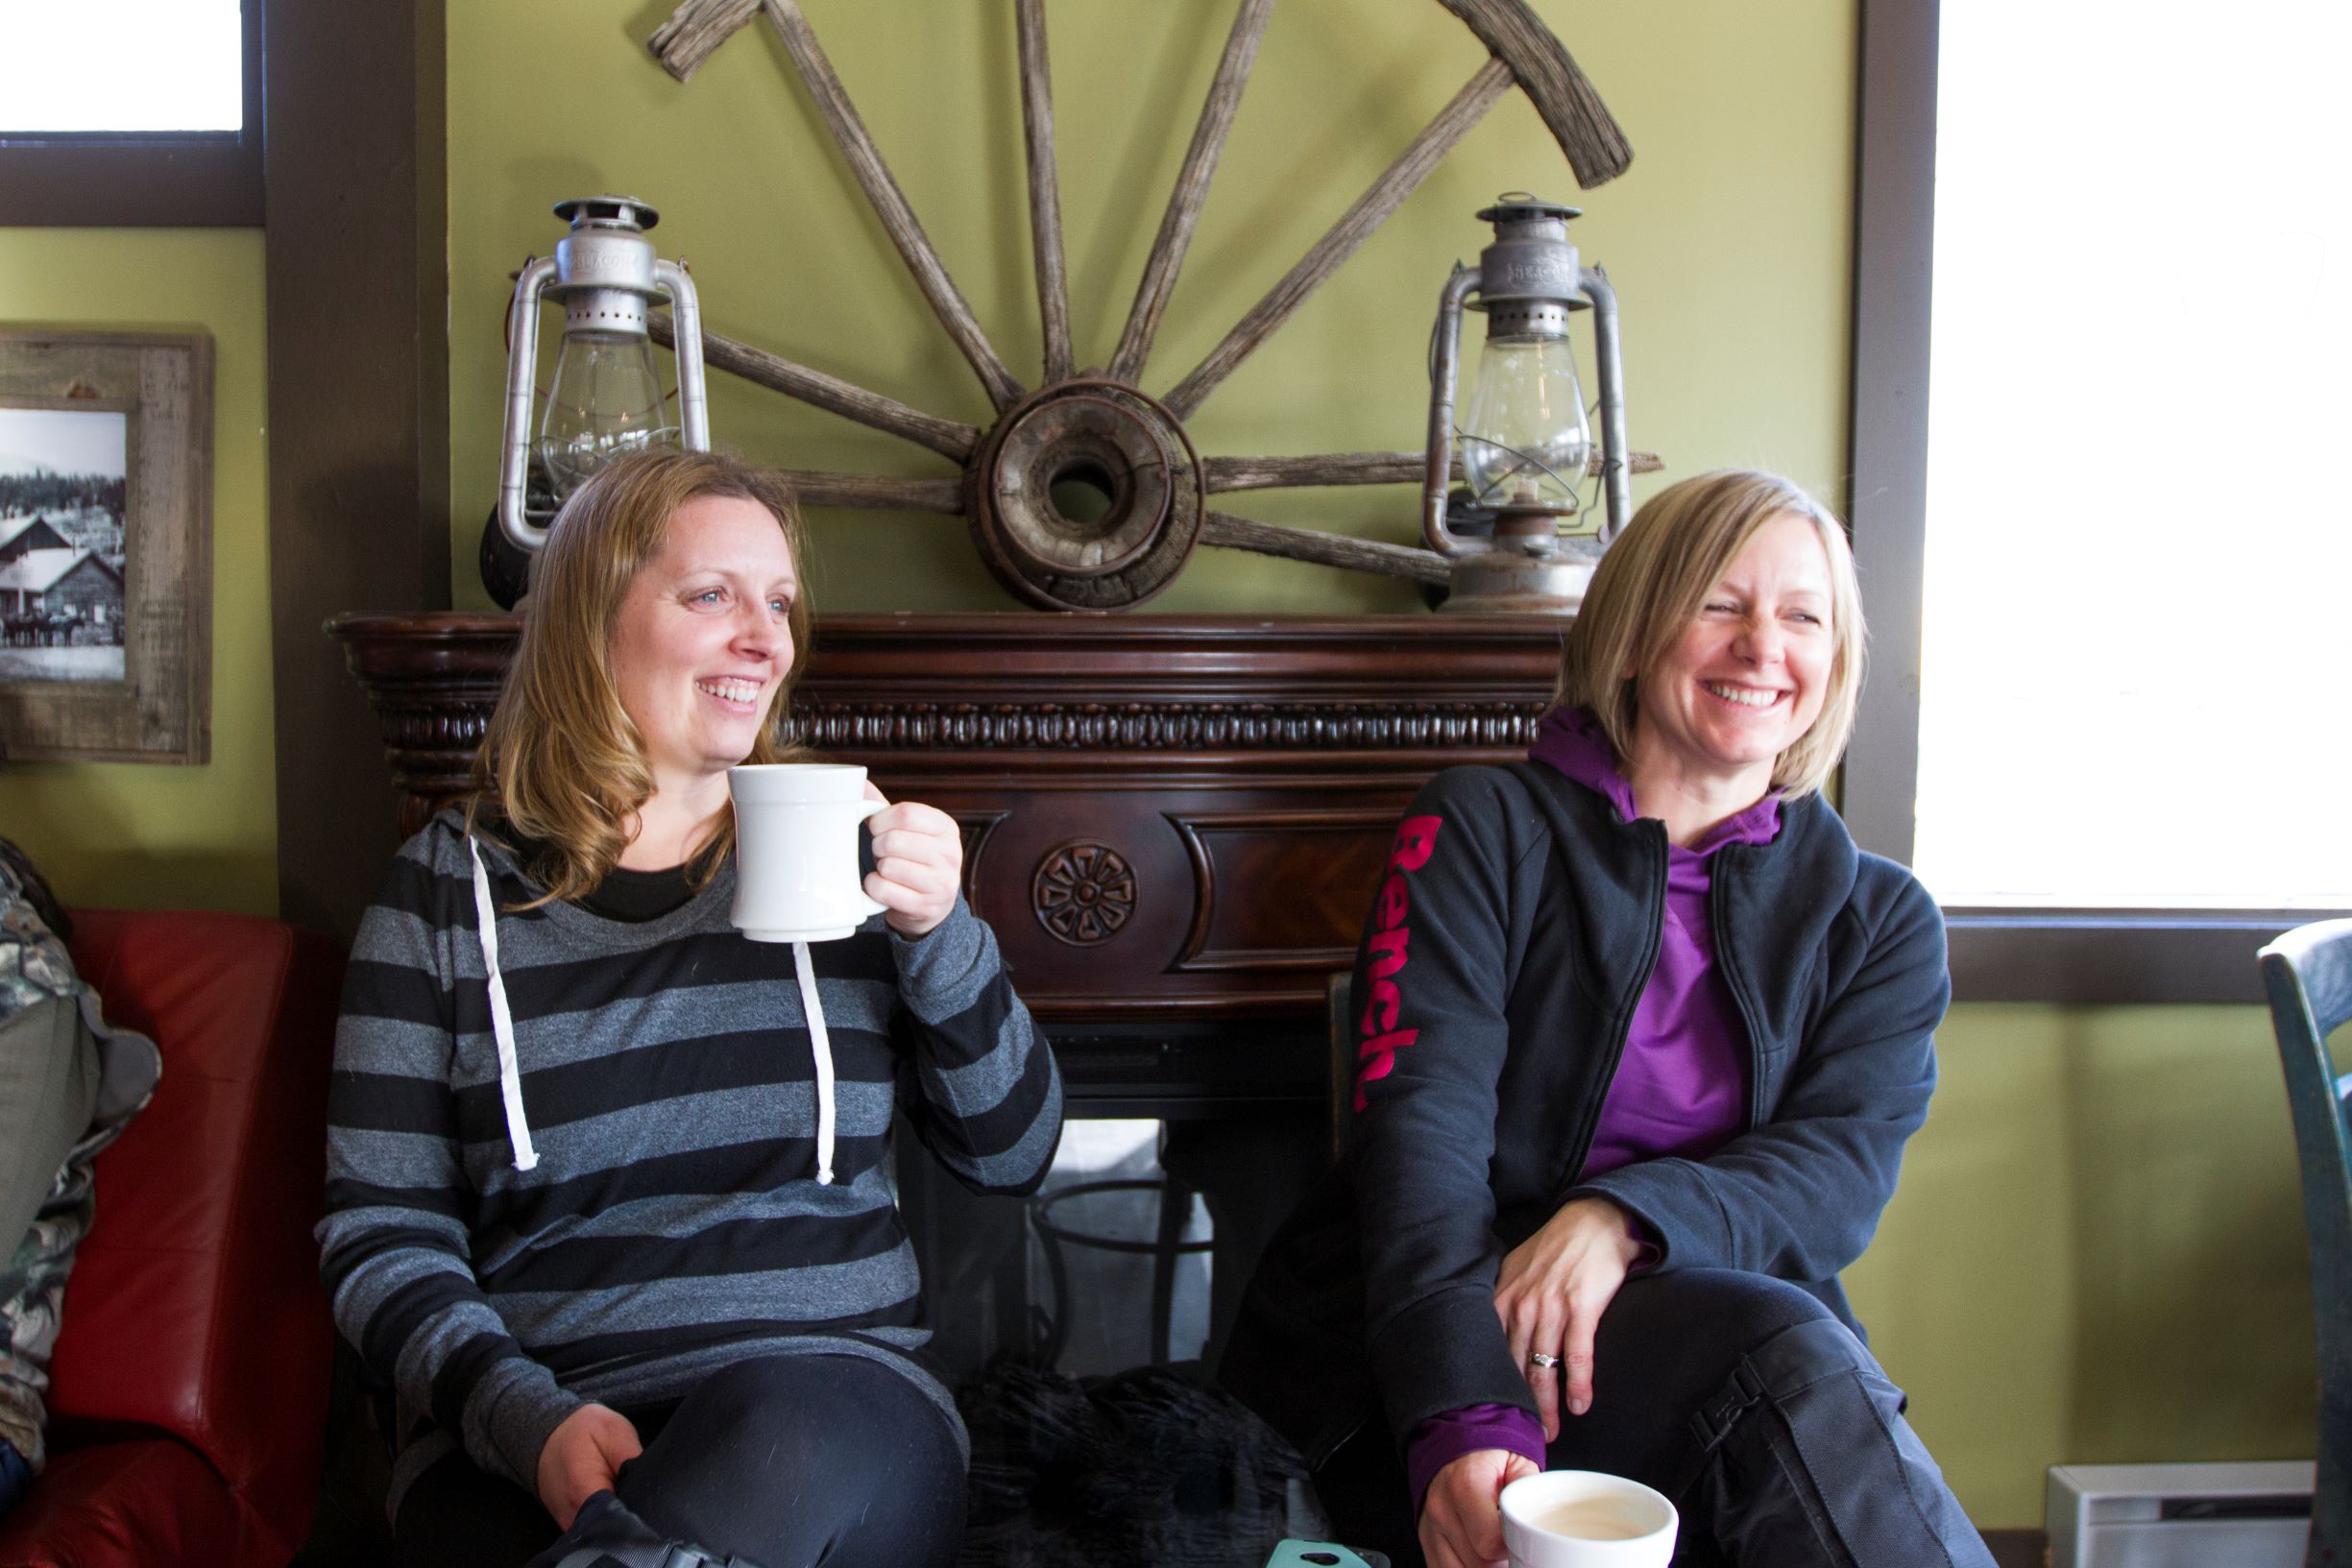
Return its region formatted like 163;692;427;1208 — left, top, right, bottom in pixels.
2258;918;2352;1566
1327;971;1355;1163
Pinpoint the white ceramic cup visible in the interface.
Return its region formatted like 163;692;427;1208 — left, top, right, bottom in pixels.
728;763;888;942
1499;1470;1679;1568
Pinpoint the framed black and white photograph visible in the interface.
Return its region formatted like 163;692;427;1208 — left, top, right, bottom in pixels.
0;406;132;683
0;331;211;762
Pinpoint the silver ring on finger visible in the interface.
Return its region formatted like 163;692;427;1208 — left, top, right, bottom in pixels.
1528;1351;1561;1369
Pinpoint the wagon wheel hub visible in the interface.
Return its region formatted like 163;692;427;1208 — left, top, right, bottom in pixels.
966;379;1205;613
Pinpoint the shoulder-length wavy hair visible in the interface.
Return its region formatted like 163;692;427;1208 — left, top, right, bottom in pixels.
466;448;813;905
1553;469;1865;800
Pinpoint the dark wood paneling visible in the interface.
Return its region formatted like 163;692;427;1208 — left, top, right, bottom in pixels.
264;0;449;939
327;611;1564;1023
1980;1528;2045;1568
0;140;263;228
1952;913;2291;1006
1842;0;1937;866
1172;808;1398;973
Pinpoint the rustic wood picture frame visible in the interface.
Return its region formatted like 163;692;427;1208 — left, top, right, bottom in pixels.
0;330;213;762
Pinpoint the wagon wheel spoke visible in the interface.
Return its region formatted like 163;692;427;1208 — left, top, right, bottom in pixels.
1106;0;1275;388
759;0;1027;412
1207;451;1454;492
777;472;964;514
1161;57;1515;422
647;0;761;81
1436;0;1633;186
1204;448;1661;492
1201;510;1448;586
1017;0;1073;384
650;312;980;462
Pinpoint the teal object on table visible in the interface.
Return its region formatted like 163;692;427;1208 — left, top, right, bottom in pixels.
1264;1540;1389;1568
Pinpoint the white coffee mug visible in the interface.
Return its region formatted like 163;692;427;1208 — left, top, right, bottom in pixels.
1499;1470;1679;1568
728;763;888;942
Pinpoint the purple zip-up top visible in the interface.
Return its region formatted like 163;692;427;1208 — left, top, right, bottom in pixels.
1402;706;1782;1511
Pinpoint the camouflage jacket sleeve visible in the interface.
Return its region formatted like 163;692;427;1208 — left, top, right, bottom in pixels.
0;867;158;1471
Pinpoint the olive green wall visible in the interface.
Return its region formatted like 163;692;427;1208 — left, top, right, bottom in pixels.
440;0;2316;1531
0;229;277;915
1851;1003;2312;1524
444;1;1854;612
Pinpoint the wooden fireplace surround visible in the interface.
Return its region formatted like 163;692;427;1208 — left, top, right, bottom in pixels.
330;611;1563;1116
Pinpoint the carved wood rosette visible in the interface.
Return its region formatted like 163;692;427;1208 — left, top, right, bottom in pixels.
1032;841;1137;946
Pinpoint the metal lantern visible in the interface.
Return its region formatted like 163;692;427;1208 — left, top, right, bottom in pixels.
496;195;710;553
1421;195;1630;614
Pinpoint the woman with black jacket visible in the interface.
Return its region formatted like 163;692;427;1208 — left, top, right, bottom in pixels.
1220;470;1993;1568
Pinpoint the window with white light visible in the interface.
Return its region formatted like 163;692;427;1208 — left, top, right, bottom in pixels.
1909;0;2348;910
0;0;258;226
0;1;245;133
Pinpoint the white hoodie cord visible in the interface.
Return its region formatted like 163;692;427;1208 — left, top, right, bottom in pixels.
791;940;837;1186
468;836;540;1172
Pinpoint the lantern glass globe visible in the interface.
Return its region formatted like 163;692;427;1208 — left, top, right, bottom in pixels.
537;329;671;497
1462;333;1590;516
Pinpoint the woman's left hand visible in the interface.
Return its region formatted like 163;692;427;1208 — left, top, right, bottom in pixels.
1421;1448;1540;1568
1493;1194;1642;1440
862;783;962;938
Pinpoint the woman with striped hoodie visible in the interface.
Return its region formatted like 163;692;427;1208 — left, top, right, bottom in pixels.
319;449;1062;1568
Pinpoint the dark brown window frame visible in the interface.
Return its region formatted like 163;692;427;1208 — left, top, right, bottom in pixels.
262;0;449;939
0;0;264;227
1842;0;2313;1005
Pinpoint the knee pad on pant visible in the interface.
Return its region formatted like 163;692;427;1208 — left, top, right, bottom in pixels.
1686;1321;1987;1568
1689;1316;1887;1454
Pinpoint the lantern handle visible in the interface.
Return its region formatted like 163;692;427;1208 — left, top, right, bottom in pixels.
1422;261;1483;557
1579;264;1631;543
655;259;711;452
497;255;561;553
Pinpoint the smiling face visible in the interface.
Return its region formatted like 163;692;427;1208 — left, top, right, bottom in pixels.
1627;510;1835;803
607;493;799;796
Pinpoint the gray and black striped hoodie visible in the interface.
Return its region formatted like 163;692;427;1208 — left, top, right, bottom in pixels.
316;810;1062;1508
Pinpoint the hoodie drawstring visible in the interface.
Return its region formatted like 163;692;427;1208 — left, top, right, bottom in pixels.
466;836;836;1186
468;836;540;1172
791;940;837;1186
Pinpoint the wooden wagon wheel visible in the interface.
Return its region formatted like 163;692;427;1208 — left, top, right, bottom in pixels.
646;0;1637;611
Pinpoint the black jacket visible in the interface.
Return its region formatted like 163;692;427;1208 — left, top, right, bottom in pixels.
1219;761;1950;1462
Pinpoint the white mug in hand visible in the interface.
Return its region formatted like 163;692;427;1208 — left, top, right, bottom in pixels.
1499;1470;1679;1568
728;763;887;942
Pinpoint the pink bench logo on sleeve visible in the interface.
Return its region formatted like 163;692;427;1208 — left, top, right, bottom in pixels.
1354;815;1441;1110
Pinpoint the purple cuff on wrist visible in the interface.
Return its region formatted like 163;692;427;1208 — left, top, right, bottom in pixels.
1403;1404;1546;1515
1627;1212;1661;1273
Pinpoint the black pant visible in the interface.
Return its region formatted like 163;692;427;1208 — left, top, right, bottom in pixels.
391;1353;967;1568
1312;1270;1996;1568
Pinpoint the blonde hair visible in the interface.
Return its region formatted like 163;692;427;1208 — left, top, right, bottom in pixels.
1553;470;1865;799
467;448;813;905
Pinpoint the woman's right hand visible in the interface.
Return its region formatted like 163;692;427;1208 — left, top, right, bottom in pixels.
1420;1447;1540;1568
1493;1194;1640;1438
537;1403;643;1530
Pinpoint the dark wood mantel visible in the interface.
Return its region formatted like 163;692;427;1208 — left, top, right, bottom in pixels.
329;612;1563;1035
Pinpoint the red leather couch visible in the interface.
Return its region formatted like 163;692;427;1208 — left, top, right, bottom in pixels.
0;910;344;1568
